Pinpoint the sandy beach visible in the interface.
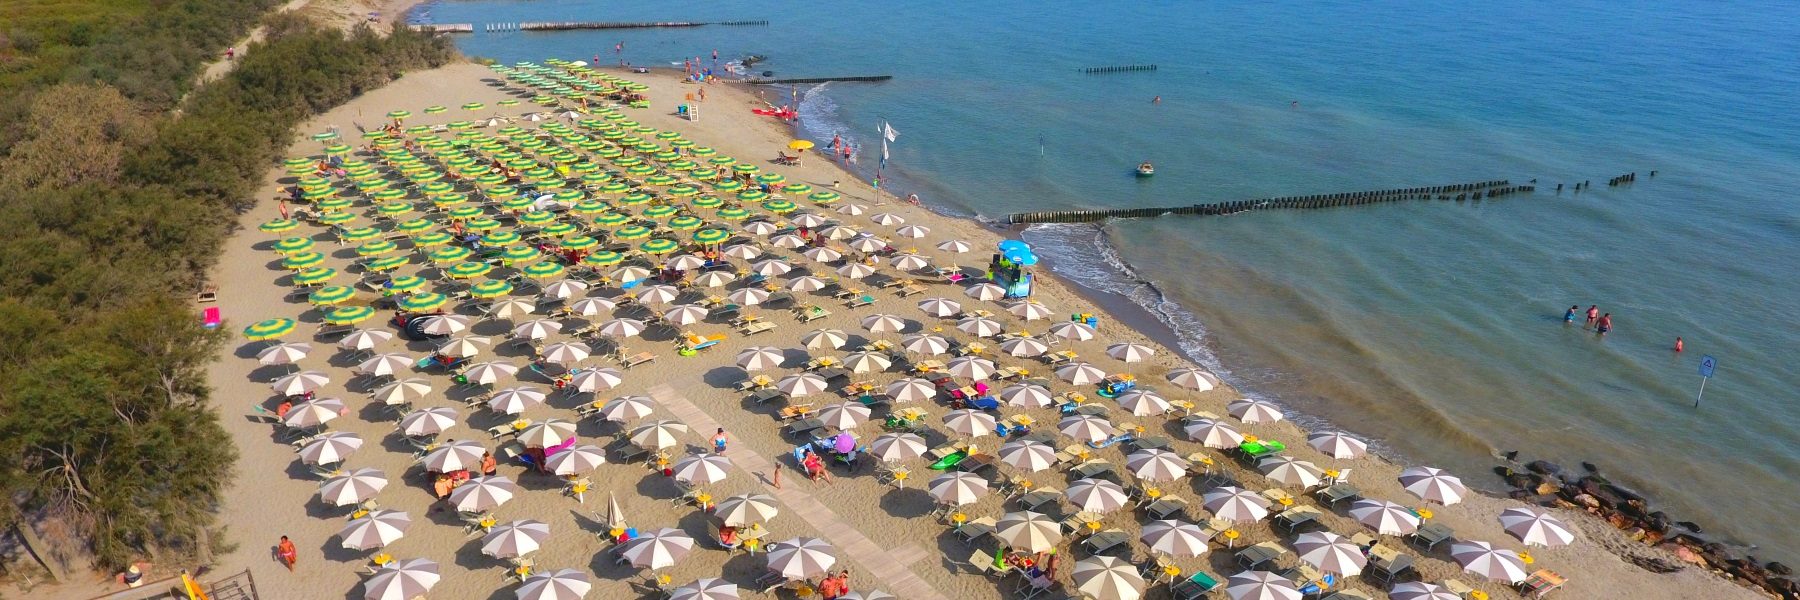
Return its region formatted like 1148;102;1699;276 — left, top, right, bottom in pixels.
156;60;1772;600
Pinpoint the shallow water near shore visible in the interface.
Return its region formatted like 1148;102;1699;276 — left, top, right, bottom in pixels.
427;0;1800;560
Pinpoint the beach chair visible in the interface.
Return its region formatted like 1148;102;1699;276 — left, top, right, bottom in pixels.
876;464;910;487
1169;571;1221;599
618;351;657;369
1518;569;1567;598
955;516;997;544
959;548;1011;578
793;304;831;322
738;320;777;336
1018;573;1057;599
197;284;219;303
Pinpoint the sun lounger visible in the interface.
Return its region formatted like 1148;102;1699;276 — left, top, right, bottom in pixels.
830;287;862;300
618;351;657;369
1236;541;1289;571
1144;495;1190;520
954;516;997;544
1409;522;1455;551
894;283;926;297
793;305;831;322
1274;505;1323;533
738;320;777;336
1518;569;1567;598
1170;572;1221;600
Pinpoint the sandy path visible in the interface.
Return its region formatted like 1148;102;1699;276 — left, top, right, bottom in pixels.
193;0;314;89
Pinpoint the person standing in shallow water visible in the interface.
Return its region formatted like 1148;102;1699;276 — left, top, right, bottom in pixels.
1585;305;1600;328
1564;305;1579;323
1596;313;1613;336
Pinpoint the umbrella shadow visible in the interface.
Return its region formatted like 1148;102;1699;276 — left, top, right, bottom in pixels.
878;487;934;519
701;366;745;390
318;537;369;565
633;471;683;502
450;536;498;572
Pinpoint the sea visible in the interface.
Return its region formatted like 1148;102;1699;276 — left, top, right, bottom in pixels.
419;0;1800;561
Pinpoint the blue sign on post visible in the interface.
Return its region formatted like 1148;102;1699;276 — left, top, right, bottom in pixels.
1695;355;1718;408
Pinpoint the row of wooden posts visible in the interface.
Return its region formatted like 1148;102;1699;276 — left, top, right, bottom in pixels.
1005;181;1528;224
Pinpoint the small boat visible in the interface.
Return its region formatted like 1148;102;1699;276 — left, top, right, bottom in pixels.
1135;162;1155;177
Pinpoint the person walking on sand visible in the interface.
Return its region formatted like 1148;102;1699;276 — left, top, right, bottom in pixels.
1584;305;1600;328
1596;313;1613;335
276;535;298;572
711;428;729;454
1563;305;1578;323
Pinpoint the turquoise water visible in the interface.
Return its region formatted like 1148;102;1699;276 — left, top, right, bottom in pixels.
423;0;1800;559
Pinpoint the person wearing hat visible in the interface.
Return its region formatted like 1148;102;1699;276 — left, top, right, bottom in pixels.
118;562;151;588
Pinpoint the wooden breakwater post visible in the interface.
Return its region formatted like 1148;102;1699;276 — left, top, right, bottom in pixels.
410;23;474;34
485;22;521;32
1082;64;1158;74
748;75;894;85
511;20;767;32
1005;180;1532;224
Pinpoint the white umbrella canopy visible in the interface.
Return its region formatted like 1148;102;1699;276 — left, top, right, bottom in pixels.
282;397;345;429
422;440;487;472
665;254;709;270
610;266;653;282
695;274;736;290
1203;486;1272;522
946;355;997;379
1349;499;1421;535
1047;321;1097;341
481;519;550;559
364;558;439;600
518;418;577;448
664;304;710;325
869;432;928;462
339;329;395;350
1116;390;1171;416
834;203;868;216
1105;342;1155;363
398;407;458;436
955;315;1003;337
937;239;972;253
890;253;931;270
785;275;827;292
337;509;411;550
622;528;696;570
1140;519;1210;557
489;298;539;320
567;297;616;316
883;377;937;403
714;493;781;526
870;213;906;226
546;444;607;475
842;351;892;373
638;285;682;304
1306;431;1368;459
540;341;592;365
997;440;1058;472
927;471;989;506
771;233;807;248
1258;456;1325;488
669;578;737;600
320;468;388;506
1450;541;1530;583
1294;531;1368;576
964;283;1006;301
567;368;625;393
1007;300;1056;321
847;237;886;254
998;383;1053;408
419;314;474;336
766;537;837;580
271;370;330;395
672;454;734;485
917;297;963;318
257;341;312;366
598;395;656;422
1055;362;1107;385
1184;419;1245;449
860;313;907;333
754;259;795;277
512;319;564;340
371;378;432;406
489;386;548;414
735;346;785;371
437;336;492;358
597;318;647;338
802;328;850;350
792;213;829;228
803;246;843;262
1126;449;1189;482
299;432;364;465
1389;583;1462;600
1224;570;1300;600
630;420;690;449
995;511;1063;553
1227;398;1284;424
816;402;873;429
722;244;763;260
744;221;781;236
450;475;519;512
1067;478;1131;513
821;225;859;241
1399;466;1468;505
1058;414;1116;444
541;279;589;300
899;333;949;355
777;372;830;396
999;336;1050;357
942;409;996;437
894;224;930;238
517;569;592;600
1496;507;1576;547
462;361;521;386
1166;367;1218;391
727;287;769;306
1072;556;1146;600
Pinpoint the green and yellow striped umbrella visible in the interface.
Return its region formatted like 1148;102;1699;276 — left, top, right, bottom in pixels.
612;225;651;240
464;217;502;231
518;139;547;151
362;255;410;272
323;305;376;325
570;161;600;174
593;211;630;227
669;139;696;149
689;195;724;209
625;165;657;177
521;261;566;279
419;181;456;196
292;267;338;286
482;230;522;246
285;157;315;170
497;126;526;136
447;206;485;220
808;191;842;203
498;245;541;265
244;318;297;341
713;180;745;193
337;227;380;243
617;192;652;207
638;238;680;255
762;200;798;213
613;156;643;167
732;163;759;174
484;185;519;198
522;167;556;181
386;275;427;294
651;150;681;162
708;156;737;166
307;285;356;306
286;163;316;176
260;219;301;234
667;184;700;197
667;216;703;230
631;125;656;134
429;246;472;263
653;131;681;140
516;211;557;227
474;173;508;187
318;211;357;226
299;176;332;189
468;280;514;299
282;251;326;270
504;157;537;170
737;190;769;203
462;102;486;111
668;160;697;172
570;200;608;215
559;235;598;250
315;197;355;212
598;182;632;195
405;125;432;135
357;240;400;256
596;145;625;157
273;237;315;254
755;173;787;185
424;105;448;114
540;222;579;237
395;218;436;234
693;228;730;245
689;146;717;157
582;251;623;267
376;201;415;216
580;172;614;187
446;261;493;279
534;178;567;191
553;189;585;204
446;120;474;131
300;187;336;201
396;292;448;313
499;196;536;211
498;98;521;107
716;207;751;220
641;205;680;219
324;143;353;155
783;183;815;195
387;109;412;119
413;231;453;247
642;174;678;186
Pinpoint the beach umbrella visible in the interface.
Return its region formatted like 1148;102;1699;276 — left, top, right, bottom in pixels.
842;351;891;373
847;236;887;254
299;431;364;466
869;432;927;462
1450;541;1529;583
1227;398;1284;424
1007;301;1055;321
338;509;411;550
540;341;592;365
1058;415;1116;443
364;558;439;600
777;372;830;396
355;353;414;379
512;319;564;340
519;419;577;448
672;454;733;485
836;263;877;279
371;378;432;406
610;266;652;282
714;493;780;526
1349;499;1421;535
817;402;873;430
883;378;936;403
622;528;695;570
802;246;842;262
290;266;338;286
917;297;963;317
963;283;1006;302
450;475;519;512
517;569;592;600
1067;478;1130;513
630;420;689;449
996;511;1063;553
1203;486;1272;522
757;260;796;278
1390;583;1461;600
1127;449;1189;481
482;519;550;559
1072;556;1145;600
726;288;768;306
306;285;355;307
669;578;737;600
860;313;907;334
257;342;312;366
1497;507;1576;547
792;213;829;228
488;298;538;322
1056;362;1107;385
998;383;1053;408
936;239;973;253
488;386;547;414
546;444;607;476
801;329;850;350
1141;520;1210;557
542;279;589;299
244;318;298;341
597;395;654;421
568;297;617;316
1047;321;1097;341
1294;531;1367;576
338;329;393;352
894;224;930;239
1306;431;1368;459
422;440;487;472
947;356;997;380
666;254;710;270
1258;456;1324;488
283;397;345;429
271;370;330;396
692;271;735;288
952;316;1001;338
324;306;377;326
942;409;996;438
870;213;905;226
771;233;806;248
598;318;646;338
436;336;491;358
928;472;989;506
636;284;681;304
398;407;457;436
890;253;931;270
722;244;763;260
766;538;836;580
320;468;388;506
998;440;1057;472
1117;390;1171;417
1184;419;1245;449
1105;342;1155;363
396;293;448;313
999;337;1050;357
281;251;326;270
900;334;949;356
260;218;300;233
735;346;785;371
1399;466;1468;505
1224;571;1300;600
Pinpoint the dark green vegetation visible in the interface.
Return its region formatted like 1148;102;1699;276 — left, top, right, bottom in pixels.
0;3;454;569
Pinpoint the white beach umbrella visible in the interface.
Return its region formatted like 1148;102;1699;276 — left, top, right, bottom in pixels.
998;383;1053;408
766;537;836;580
665;254;709;270
1056;362;1108;385
871;213;905;226
928;472;989;506
568;297;616;316
723;244;763;260
847;236;887;254
1140;520;1210;558
398;407;458;436
364;558;439;600
450;475;519;512
817;402;873;430
1007;301;1055;321
963;283;1006;302
1259;456;1324;488
257;342;312;366
1306;431;1368;459
299;431;364;465
754;259;794;277
672;454;733;485
517;569;592;600
917;297;963;318
622;528;696;570
669;578;736;600
996;511;1063;553
1294;531;1368;576
1203;486;1272;522
1497;507;1576;547
771;233;806;248
419;314;473;336
744;221;780;236
1105;342;1155;363
869;432;928;462
372;378;432;406
820;225;859;240
1126;449;1190;482
1349;499;1421;535
1072;556;1145;600
714;493;780;526
489;298;538;321
785;275;826;292
1224;571;1300;600
693;271;736;289
998;440;1058;472
339;329;394;351
1047;321;1097;341
899;333;949;355
611;266;653;281
637;285;681;304
1450;541;1530;583
884;378;937;403
894;224;930;239
942;409;996;438
1058;415;1116;444
776;372;830;396
890;253;930;270
1117;390;1171;416
462;361;520;386
801;328;850;349
1166;367;1218;391
282;397;345;429
803;247;843;263
1184;419;1245;449
999;336;1050;357
488;386;546;414
598;318;646;338
338;509;411;550
663;304;710;325
546;444;607;475
1227;398;1284;424
936;239;972;253
1390;583;1462;600
518;418;577;448
727;287;769;306
1067;478;1131;513
568;367;624;393
541;279;589;300
834;203;867;216
841;351;892;373
421;440;486;472
540;341;592;365
792;213;829;228
956;315;1004;337
271;370;330;395
481;519;550;559
735;346;785;371
1399;466;1468;505
598;395;655;422
946;355;997;379
860;313;907;333
320;468;388;506
437;336;491;358
630;420;689;449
